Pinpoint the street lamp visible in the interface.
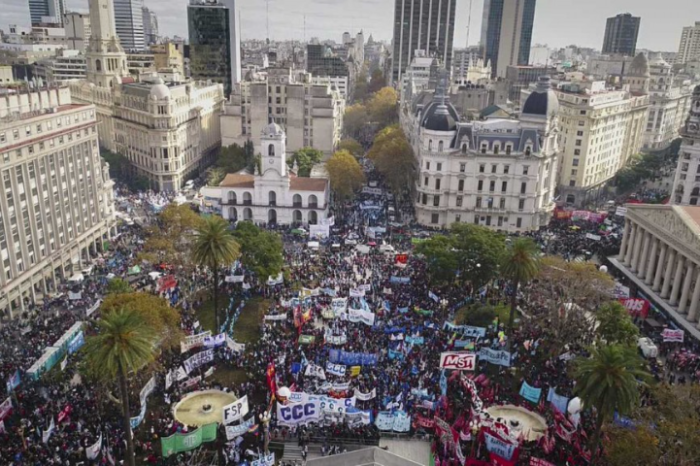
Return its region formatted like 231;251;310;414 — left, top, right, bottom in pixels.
259;410;272;454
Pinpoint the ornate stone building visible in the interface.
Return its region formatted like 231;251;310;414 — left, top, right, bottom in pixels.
672;85;700;205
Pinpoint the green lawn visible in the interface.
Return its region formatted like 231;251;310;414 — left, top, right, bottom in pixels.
454;303;513;327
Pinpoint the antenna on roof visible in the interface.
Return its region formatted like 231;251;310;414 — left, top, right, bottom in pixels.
266;0;270;44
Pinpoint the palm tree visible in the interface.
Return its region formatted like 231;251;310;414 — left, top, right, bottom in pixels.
192;215;240;331
574;344;650;464
500;238;540;332
84;309;158;466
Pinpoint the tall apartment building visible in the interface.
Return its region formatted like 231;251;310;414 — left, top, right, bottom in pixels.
63;12;91;51
142;5;159;45
602;13;641;57
549;80;649;207
113;0;146;51
188;0;241;96
221;68;345;157
642;54;693;151
391;0;457;83
671;85;700;205
481;0;537;78
675;22;700;65
29;0;66;26
114;76;224;191
0;86;116;318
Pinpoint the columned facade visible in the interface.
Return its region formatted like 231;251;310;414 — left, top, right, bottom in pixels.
613;204;700;336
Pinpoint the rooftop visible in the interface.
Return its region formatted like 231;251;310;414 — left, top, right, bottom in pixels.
219;173;255;188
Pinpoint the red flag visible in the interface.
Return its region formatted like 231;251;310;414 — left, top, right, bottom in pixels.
266;363;277;396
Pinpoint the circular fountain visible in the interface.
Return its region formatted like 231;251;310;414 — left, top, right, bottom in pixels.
173;389;238;426
485;405;548;441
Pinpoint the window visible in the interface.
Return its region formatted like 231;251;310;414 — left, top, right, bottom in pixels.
424;176;429;186
426;161;430;170
569;180;576;187
422;193;427;204
499;198;506;209
489;180;495;192
460;163;466;173
501;181;507;192
516;218;522;228
494;145;499;155
491;164;497;174
503;165;510;174
520;182;527;194
572;158;579;167
571;169;578;176
456;196;463;207
518;199;525;210
458;179;464;191
428;140;433;151
575;140;582;146
0;133;4;143
474;215;480;225
523;166;529;175
498;216;504;227
576;131;583;136
438;141;443;152
433;195;440;207
461;144;467;154
682;163;689;171
476;197;482;208
481;144;487;154
479;164;485;173
431;213;439;224
268;144;275;156
436;163;442;171
455;214;461;223
505;145;511;155
574;149;581;156
435;179;441;190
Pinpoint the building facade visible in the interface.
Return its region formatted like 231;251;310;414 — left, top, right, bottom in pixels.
505;65;556;104
35;49;88;84
63;12;91;51
481;0;537;78
113;0;146;51
221;68;344;157
29;0;66;26
612;204;700;337
602;13;641;57
201;121;330;225
675;22;700;65
406;74;559;232
142;5;159;45
0;86;116;319
391;0;456;83
672;85;700;205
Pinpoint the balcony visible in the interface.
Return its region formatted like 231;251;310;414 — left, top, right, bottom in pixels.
269;201;277;206
474;206;508;214
221;198;237;205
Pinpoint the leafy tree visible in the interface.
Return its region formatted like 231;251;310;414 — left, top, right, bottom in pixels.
338;138;364;157
596;301;639;346
287;147;324;177
192;216;241;331
415;234;459;284
353;69;369;102
574;344;650;464
233;222;284;281
326;150;365;202
344;104;369;139
368;69;386;94
500;238;541;332
100;291;182;349
106;278;132;295
455;304;497;327
100;149;150;191
603;425;659;466
366;87;398;127
139;204;205;265
84;309;158;466
367;125;416;198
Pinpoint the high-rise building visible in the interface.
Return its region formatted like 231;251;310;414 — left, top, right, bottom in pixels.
672;85;700;205
675;22;700;65
188;0;241;96
391;0;457;83
113;0;145;50
602;13;641;57
0;86;117;318
63;12;91;51
142;6;159;46
28;0;66;26
481;0;537;78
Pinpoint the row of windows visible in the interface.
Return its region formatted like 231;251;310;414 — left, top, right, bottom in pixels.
427;212;524;229
0;110;95;146
424;161;532;176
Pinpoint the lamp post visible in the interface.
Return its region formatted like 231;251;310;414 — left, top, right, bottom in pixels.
259;410;272;455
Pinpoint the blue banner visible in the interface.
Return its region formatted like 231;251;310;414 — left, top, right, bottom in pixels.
478;347;512;367
390;276;411;284
328;349;378;366
519;381;542;403
398;307;409;314
443;322;487;338
6;370;20;393
67;331;85;355
383;301;392;312
290;362;302;374
484;432;516;460
388;349;404;361
547;387;569;413
383;326;406;334
405;336;425;346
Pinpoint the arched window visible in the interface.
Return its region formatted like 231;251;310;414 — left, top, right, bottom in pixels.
268;209;277;224
228;191;237;204
308;211;318;225
525;146;532;156
229;207;237;220
95;59;102;72
243;191;252;205
461;143;467;154
438;141;444;152
268;191;277;206
428;140;433;151
243;208;253;220
293;194;302;207
308;194;318;208
268;144;275;156
493;144;500;155
293;210;303;223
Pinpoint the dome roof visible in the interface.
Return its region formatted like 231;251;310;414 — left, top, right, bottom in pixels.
522;76;559;118
627;53;650;78
149;80;170;100
649;53;670;68
422;103;457;131
261;119;284;137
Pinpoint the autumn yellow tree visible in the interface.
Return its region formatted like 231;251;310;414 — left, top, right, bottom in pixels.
366;87;398;127
338;138;364;157
326;150;365;202
344;104;370;139
139;204;205;266
367;125;416;198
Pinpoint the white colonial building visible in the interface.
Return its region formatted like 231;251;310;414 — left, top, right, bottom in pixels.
201;121;330;225
405;74;559;232
672;85;700;205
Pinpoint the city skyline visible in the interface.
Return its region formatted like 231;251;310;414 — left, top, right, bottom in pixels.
2;0;700;52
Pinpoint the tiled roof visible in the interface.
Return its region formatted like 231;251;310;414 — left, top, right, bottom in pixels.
219;174;255;188
290;177;328;192
680;205;700;230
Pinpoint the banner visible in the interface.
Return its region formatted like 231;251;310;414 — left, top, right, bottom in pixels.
267;273;284;286
130;403;146;429
42;418;55;444
0;397;12;421
443;322;487;338
86;299;102;317
348;307;376;326
478;347;512;367
484;432;517;461
615;206;627;217
331;298;348;314
362;186;383;195
585;233;601;241
86;433;102;459
440;352;476;370
530;458;556;466
139;376;156;407
375;411;410;432
180;376;201;390
415;413;435;429
519;381;542;403
161;423;217;457
661;328;684;343
165;370;174;390
67;331;85;354
305;364;327;380
6;371;20;393
612;282;631;299
252;452;275;466
225;417;255;440
349;288;365;298
326;362;346;377
68;291;82;300
222;396;249;424
429;291;439;303
328;349;378;366
225;335;246;353
353;388;376;401
183;349;214;374
619;297;650;319
264;314;287;321
547;387;570;414
310;224;330;239
405;335;424;346
324;330;347;345
388;349;404;360
180;331;212;353
276;392;356;426
202;333;226;348
299;335;316;345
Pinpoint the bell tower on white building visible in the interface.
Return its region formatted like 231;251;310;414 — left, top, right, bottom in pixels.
260;118;287;177
85;0;128;88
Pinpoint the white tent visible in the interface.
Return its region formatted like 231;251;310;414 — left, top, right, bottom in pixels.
148;271;162;280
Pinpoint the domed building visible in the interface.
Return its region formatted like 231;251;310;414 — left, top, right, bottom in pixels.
410;73;560;232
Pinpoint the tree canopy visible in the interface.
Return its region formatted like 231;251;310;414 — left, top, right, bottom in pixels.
106;278;132;295
233;222;284;280
326;150;365;202
338;138;364;157
368;69;387;95
101;149;150;191
287;147;324;177
366;125;416;198
595;301;639;346
139;204;206;266
207;142;255;186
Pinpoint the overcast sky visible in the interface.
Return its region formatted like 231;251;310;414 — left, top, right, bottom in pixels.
3;0;699;52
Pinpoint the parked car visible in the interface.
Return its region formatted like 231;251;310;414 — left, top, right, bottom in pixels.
638;337;659;359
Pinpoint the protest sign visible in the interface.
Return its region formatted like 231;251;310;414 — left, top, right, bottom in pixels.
661;328;684;343
252;452;275;466
299;335;316;344
619;297;650;319
276;392;356;426
180;331;212;354
325;362;346;377
440;352;476;370
203;333;226;348
225;417;255;440
161;423;217;457
348;307;375;326
479;347;512;367
85;434;102;459
222;396;249;424
328;349;378;366
519;381;542;403
484;432;517;461
183;349;214;374
353;388;376;401
305;364;327;380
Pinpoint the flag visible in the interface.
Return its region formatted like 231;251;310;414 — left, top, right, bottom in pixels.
266;363;277;398
248;424;260;435
42;418;55;444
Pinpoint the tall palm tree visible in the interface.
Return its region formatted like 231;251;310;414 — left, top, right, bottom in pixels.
500;238;540;332
84;309;158;466
192;215;240;331
574;344;650;464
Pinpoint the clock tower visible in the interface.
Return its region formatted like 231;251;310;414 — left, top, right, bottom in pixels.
672;85;700;206
260;118;287;177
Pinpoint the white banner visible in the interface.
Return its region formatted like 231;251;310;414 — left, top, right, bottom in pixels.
68;291;82;301
139;376;156;407
354;388;377;401
439;352;477;370
324;329;347;345
585;233;602;241
180;331;212;353
267;273;284;286
225;335;246;353
252;452;275;466
332;382;351;391
86;299;102;317
203;333;226;348
310;224;330;239
615;206;627;217
276;392;356;427
225;417;255;440
175;365;188;381
661;329;684;343
225;275;245;283
183;349;214;374
305;364;327;380
325;362;346;377
180;376;201;390
319;216;335;227
222;395;249;424
165;370;174;390
331;298;348;314
349;288;365;298
86;433;102;460
264;314;287;321
362;186;383;195
348;307;375;326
